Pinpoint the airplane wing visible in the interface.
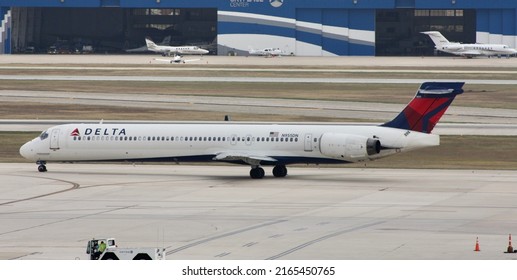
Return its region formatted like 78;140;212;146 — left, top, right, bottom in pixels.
152;58;179;64
183;58;201;63
213;151;277;166
456;50;482;56
152;58;201;64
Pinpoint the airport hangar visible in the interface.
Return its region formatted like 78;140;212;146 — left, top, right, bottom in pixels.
0;0;517;57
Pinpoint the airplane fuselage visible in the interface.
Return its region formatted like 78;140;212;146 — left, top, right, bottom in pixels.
153;45;209;55
20;123;437;165
437;43;517;57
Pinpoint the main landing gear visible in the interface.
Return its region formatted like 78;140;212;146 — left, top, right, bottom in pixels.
37;161;47;172
249;165;287;179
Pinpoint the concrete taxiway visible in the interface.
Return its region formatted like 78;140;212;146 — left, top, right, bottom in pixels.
1;163;517;260
1;54;517;68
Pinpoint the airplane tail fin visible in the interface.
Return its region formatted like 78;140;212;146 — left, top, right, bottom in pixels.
381;82;464;133
145;38;157;50
421;31;450;47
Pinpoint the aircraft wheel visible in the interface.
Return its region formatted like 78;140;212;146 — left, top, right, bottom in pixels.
38;164;47;172
272;165;287;178
250;167;265;179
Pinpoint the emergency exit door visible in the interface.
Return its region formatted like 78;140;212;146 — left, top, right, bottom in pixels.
304;134;313;152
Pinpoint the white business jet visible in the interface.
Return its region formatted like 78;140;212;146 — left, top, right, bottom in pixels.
422;31;517;58
145;38;209;56
20;82;464;179
248;47;284;57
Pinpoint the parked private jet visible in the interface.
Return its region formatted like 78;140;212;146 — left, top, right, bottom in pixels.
20;82;464;179
145;38;209;56
422;31;517;58
248;47;285;57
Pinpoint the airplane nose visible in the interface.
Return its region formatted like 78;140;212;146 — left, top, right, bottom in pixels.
19;142;34;160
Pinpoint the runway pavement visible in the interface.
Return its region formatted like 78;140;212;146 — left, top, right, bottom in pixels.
2;74;517;85
1;163;517;260
3;89;517;134
1;54;517;68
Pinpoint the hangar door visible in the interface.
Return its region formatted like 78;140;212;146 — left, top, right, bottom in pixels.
376;9;476;56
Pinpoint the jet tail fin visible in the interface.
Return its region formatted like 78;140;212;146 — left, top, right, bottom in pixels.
421;31;450;47
145;37;157;49
381;82;464;133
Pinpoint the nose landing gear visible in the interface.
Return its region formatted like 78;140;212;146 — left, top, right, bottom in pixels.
37;161;47;172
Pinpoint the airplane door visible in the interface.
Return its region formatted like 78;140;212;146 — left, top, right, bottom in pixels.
50;128;60;150
304;134;312;152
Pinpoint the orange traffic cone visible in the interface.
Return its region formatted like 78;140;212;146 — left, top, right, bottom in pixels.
474;237;480;252
507;234;514;253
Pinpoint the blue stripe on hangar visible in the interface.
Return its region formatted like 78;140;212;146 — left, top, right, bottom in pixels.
477;9;517;36
218;22;294;38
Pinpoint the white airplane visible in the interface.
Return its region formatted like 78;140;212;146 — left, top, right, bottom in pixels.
422;31;517;58
20;82;464;179
248;47;284;57
152;54;202;64
145;38;209;56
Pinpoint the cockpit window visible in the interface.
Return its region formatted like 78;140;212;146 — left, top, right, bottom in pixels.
39;131;49;140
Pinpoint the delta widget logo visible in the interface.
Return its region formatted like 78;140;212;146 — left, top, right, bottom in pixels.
70;128;80;136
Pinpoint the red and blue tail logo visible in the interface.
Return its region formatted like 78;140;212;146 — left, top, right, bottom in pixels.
382;82;464;133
